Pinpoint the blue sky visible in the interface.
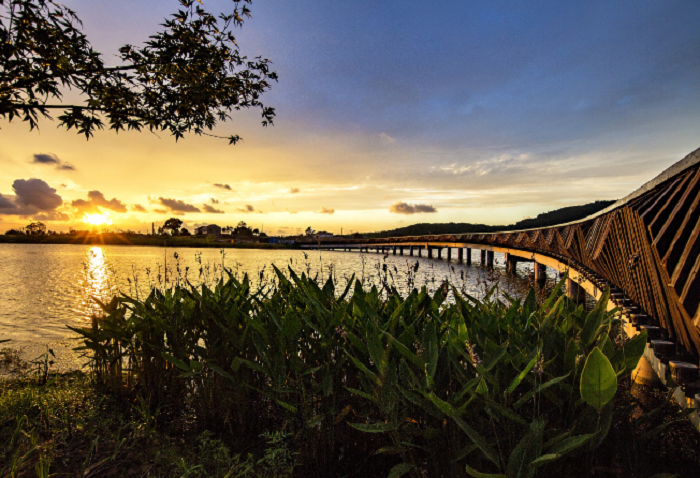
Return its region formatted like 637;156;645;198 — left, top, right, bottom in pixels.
1;0;698;233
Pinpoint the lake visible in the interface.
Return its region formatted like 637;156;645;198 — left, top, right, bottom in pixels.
0;243;544;369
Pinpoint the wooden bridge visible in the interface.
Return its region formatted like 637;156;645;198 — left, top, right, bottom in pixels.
301;148;700;416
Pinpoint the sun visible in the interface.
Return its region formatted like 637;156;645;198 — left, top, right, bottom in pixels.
83;213;113;226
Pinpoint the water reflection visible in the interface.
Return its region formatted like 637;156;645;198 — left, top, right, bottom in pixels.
0;244;548;369
76;247;117;323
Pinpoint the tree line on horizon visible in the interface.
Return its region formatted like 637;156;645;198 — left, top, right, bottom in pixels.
366;200;616;238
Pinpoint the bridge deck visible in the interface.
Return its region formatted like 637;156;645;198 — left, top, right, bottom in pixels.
302;148;700;357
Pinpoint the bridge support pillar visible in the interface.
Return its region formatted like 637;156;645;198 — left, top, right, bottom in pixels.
418;247;422;257
486;251;494;268
458;248;463;263
466;248;472;265
535;262;547;283
409;246;414;256
480;250;486;266
428;247;434;259
399;246;404;255
447;248;452;261
567;279;587;303
393;246;397;256
505;253;517;273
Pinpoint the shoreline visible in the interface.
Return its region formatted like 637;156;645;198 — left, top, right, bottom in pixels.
0;233;295;249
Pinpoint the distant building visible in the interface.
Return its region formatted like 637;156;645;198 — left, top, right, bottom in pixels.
195;224;222;236
317;230;334;238
151;222;155;235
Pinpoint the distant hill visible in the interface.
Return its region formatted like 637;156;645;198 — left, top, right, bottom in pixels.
366;200;615;238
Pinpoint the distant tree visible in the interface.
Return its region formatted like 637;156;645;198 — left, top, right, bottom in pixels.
233;222;252;236
180;228;191;236
0;0;276;144
305;227;315;236
4;228;24;235
163;218;183;235
252;228;260;235
26;221;46;235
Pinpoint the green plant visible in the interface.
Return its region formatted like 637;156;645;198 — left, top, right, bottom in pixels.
69;268;647;477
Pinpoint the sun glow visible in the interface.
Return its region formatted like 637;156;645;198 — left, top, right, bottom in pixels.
83;213;113;226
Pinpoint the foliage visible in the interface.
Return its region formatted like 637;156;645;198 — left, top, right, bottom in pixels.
0;232;290;248
0;0;277;144
163;218;183;235
0;373;297;477
25;222;45;235
367;201;616;238
68;268;650;477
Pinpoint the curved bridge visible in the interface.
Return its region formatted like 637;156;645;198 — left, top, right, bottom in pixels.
302;148;700;360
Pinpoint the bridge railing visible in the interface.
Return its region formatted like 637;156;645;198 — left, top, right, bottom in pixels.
300;148;700;357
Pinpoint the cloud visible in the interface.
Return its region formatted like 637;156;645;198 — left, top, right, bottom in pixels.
32;153;60;165
315;207;335;214
13;178;63;211
203;204;225;214
32;211;70;221
0;179;67;220
213;183;232;191
236;204;263;213
131;204;148;213
210;198;220;204
379;132;395;143
72;191;127;214
290;187;301;194
158;197;201;214
389;202;438;214
153;208;168;214
31;153;76;171
0;194;15;209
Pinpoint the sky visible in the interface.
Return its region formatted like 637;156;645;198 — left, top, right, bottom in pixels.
1;0;699;235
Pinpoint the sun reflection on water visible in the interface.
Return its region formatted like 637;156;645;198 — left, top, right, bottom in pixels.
76;247;117;321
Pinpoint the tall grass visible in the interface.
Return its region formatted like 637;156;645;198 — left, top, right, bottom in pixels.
70;266;646;477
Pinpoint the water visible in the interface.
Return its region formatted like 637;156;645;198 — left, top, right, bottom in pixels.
0;243;543;369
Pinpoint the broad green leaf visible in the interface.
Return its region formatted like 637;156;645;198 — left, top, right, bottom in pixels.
547;433;596;455
580;347;617;412
349;422;395;433
507;355;537;394
507;419;544;478
579;288;610;347
387;463;414;478
623;330;647;373
426;393;500;467
160;352;190;372
424;321;438;380
514;374;570;409
465;465;507;478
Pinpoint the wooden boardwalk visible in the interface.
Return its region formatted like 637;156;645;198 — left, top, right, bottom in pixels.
302;148;700;357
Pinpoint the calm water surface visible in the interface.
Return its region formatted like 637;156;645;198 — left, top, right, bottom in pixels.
0;243;544;368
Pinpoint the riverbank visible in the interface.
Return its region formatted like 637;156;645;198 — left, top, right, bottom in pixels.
0;233;293;249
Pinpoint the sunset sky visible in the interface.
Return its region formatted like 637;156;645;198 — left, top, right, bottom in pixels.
1;0;699;236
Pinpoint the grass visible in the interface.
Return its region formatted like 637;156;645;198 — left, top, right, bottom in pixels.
0;372;297;477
